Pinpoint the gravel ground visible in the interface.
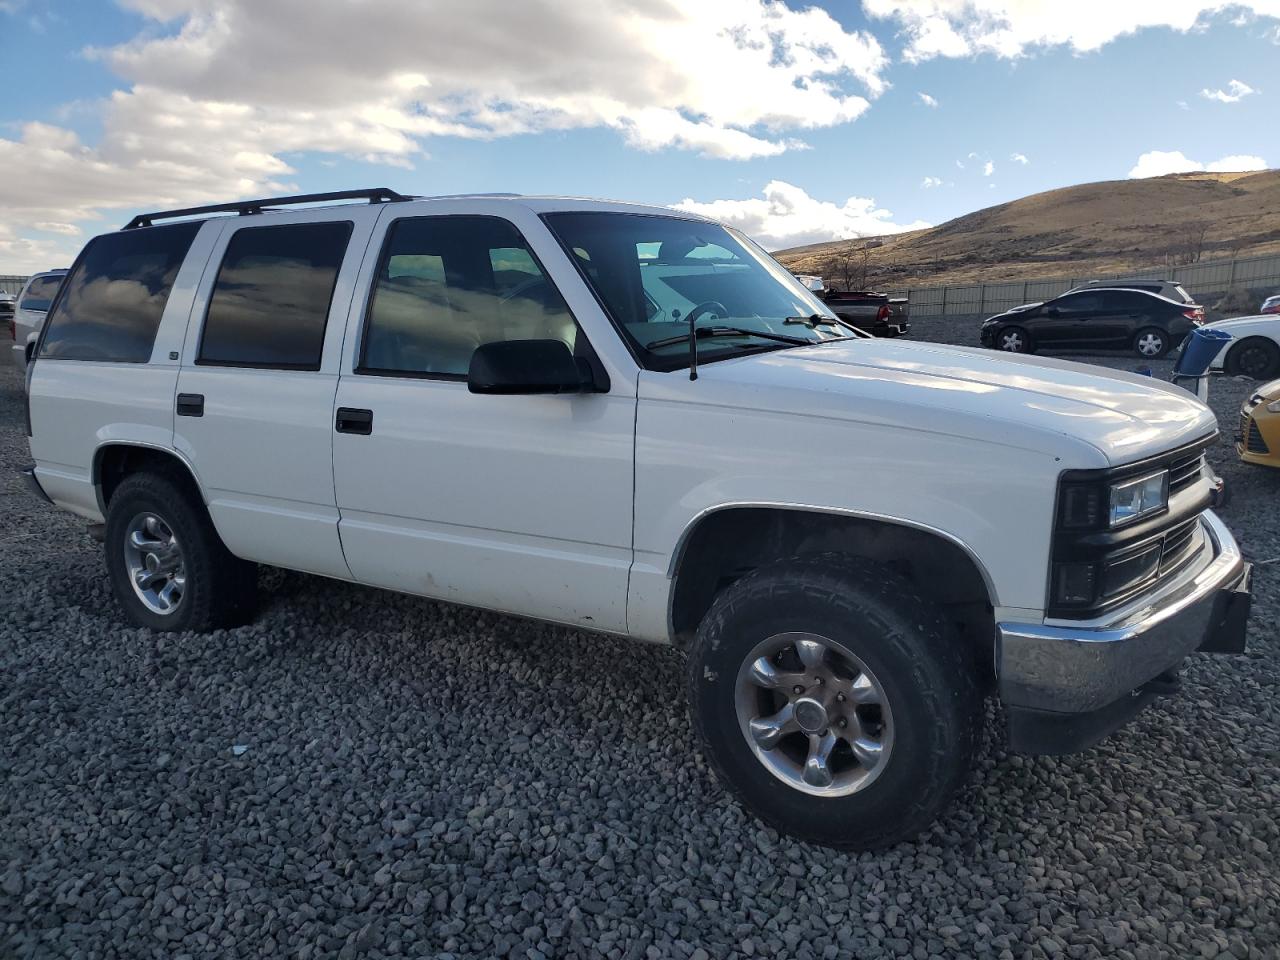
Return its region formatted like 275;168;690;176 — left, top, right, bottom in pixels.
2;347;1278;960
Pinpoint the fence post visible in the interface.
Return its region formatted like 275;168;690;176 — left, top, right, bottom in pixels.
1022;280;1028;302
940;285;947;318
1227;259;1237;289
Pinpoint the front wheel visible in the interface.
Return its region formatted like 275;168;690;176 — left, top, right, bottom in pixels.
104;471;257;632
1225;337;1280;379
996;326;1032;353
687;555;982;850
1133;327;1169;358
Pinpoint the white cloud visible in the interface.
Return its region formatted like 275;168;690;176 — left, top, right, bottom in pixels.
1200;79;1258;102
1128;149;1268;178
1177;99;1190;109
33;222;83;236
0;0;890;269
674;180;930;250
921;176;943;188
918;92;939;107
863;1;1280;61
1010;152;1029;164
983;160;995;176
955;158;965;169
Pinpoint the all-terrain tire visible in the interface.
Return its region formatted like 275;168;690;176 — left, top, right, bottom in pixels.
104;471;257;632
687;553;982;850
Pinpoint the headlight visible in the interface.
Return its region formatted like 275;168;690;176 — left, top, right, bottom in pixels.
1268;399;1280;413
1108;471;1168;527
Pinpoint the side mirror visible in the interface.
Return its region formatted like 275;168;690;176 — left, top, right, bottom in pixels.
1044;307;1060;317
467;339;598;395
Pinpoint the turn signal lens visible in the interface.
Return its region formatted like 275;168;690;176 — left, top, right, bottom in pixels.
1059;486;1101;528
1053;563;1098;606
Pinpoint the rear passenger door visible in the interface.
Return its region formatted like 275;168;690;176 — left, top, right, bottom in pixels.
173;207;386;579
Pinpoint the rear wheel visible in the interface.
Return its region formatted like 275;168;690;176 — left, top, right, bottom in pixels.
104;472;257;632
1133;327;1169;358
1225;337;1280;379
996;326;1032;353
687;554;982;850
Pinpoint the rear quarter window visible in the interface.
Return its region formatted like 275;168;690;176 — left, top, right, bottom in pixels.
39;223;201;362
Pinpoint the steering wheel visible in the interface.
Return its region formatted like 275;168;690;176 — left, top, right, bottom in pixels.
685;300;729;325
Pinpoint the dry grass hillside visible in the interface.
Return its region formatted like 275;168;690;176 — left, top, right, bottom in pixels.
776;170;1280;290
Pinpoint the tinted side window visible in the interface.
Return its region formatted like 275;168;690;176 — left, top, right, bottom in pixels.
20;275;63;312
1056;293;1100;314
40;223;200;362
1113;291;1156;311
361;216;576;378
199;221;353;369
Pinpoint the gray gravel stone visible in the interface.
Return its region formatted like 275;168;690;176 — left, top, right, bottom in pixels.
1;352;1277;959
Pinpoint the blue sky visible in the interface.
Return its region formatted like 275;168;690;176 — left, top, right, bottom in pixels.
1;0;1277;271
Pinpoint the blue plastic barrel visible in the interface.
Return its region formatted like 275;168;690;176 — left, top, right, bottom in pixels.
1174;327;1233;377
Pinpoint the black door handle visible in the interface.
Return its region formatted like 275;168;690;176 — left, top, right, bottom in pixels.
176;393;204;417
336;407;373;435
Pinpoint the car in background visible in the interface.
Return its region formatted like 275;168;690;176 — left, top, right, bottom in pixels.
793;273;826;294
1194;313;1280;379
10;269;67;373
980;287;1203;358
1260;294;1280;315
821;289;910;337
1238;378;1280;469
1;292;16;332
1069;278;1195;304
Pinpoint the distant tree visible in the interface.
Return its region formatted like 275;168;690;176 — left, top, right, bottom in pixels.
824;241;879;292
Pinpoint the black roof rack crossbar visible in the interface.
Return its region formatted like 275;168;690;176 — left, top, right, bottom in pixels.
123;188;412;229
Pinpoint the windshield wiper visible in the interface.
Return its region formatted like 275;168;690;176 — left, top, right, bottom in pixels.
783;313;841;327
647;325;813;350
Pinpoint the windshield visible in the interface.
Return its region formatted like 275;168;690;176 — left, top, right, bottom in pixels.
19;274;64;313
542;212;855;370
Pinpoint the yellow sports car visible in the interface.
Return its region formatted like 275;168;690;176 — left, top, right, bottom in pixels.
1239;378;1280;469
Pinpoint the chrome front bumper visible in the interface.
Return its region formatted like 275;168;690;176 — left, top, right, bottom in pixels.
997;510;1250;719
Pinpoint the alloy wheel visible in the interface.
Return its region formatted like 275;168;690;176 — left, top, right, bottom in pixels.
999;330;1024;352
122;512;186;615
734;632;893;797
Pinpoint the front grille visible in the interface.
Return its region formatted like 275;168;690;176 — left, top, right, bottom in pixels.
1159;517;1202;576
1245;418;1270;455
1167;451;1205;494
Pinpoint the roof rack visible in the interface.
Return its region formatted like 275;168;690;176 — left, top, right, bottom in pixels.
123;188;412;230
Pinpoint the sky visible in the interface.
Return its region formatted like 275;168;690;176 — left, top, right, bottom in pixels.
1;0;1278;273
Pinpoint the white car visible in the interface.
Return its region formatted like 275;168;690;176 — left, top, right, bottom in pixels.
10;269;67;373
22;188;1252;849
1199;313;1280;380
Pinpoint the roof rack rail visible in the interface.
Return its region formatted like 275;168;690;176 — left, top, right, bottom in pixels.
123;188;412;230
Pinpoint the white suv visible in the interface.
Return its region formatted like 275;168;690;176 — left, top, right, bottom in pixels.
23;189;1252;849
10;268;67;373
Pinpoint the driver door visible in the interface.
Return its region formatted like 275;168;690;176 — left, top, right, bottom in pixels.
331;212;635;632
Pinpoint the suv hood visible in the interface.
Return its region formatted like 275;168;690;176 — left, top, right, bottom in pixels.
686;338;1216;467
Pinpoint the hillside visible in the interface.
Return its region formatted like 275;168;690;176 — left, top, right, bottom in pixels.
776;170;1280;290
